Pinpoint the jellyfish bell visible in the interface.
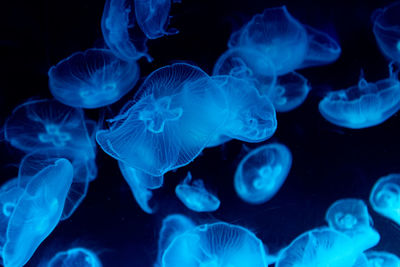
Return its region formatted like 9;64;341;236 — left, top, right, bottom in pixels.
48;247;102;267
366;251;400;267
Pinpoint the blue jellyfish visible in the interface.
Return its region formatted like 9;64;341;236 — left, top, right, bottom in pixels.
373;2;400;62
155;214;196;266
370;174;400;226
366;251;400;267
48;48;140;109
2;159;73;267
234;143;292;205
47;247;102;267
325;198;380;251
119;161;163;214
175;172;220;212
319;67;400;129
96;63;228;176
161;222;268;267
4;99;96;158
276;228;369;267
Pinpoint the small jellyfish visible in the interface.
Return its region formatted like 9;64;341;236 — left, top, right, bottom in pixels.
319;67;400;128
47;247;102;267
276;228;369;267
48;48;140;109
161;222;268;267
370;173;400;226
175;172;220;212
325;198;380;251
96;63;228;176
366;251;400;267
3;159;73;267
234;143;292;205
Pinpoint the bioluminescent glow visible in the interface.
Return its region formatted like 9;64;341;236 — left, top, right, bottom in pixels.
47;247;102;267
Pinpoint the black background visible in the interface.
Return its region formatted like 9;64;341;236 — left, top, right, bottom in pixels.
1;0;400;266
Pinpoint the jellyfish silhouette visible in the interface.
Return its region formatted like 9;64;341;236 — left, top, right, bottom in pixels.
48;48;140;109
47;247;102;267
370;173;400;226
234;143;292;205
325;198;380;251
276;228;369;267
175;172;220;212
2;159;73;267
161;222;268;267
319;67;400;129
96;63;228;176
366;251;400;267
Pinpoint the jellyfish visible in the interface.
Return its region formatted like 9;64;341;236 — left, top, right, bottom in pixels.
276;228;369;267
318;67;400;129
96;63;228;176
47;247;102;267
325;198;380;251
370;173;400;226
48;48;140;109
373;2;400;63
366;251;400;267
4;99;96;158
175;172;220;212
2;159;73;267
234;143;292;205
161;222;268;267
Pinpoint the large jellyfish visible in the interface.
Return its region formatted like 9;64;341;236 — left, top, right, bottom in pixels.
325;198;380;251
318;67;400;129
366;251;400;267
161;222;268;267
96;63;228;176
276;228;369;267
2;159;73;267
175;172;220;212
370;173;400;226
234;143;292;205
47;247;102;267
48;48;140;109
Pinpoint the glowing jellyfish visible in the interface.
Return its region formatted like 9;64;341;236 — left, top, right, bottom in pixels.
161;222;268;267
366;251;400;267
373;2;400;62
175;172;220;212
319;67;400;129
234;143;292;205
48;48;140;109
96;63;228;176
2;159;73;267
325;198;380;251
370;173;400;226
276;228;369;267
47;247;102;267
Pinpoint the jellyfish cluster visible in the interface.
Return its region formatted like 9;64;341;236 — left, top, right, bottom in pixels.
1;0;400;266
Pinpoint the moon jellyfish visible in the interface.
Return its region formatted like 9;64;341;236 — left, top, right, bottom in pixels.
318;67;400;129
276;228;369;267
175;172;220;212
370;173;400;226
2;159;73;267
234;143;292;205
366;251;400;267
161;222;268;267
96;63;228;176
47;247;102;267
48;48;140;109
325;198;380;251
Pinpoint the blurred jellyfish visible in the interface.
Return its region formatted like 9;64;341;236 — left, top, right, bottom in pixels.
119;161;163;214
319;67;400;129
3;159;73;267
96;63;228;176
370;173;400;225
48;48;140;109
276;227;369;267
234;143;292;205
47;247;102;267
161;222;268;267
175;172;220;212
366;251;400;267
325;198;380;251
